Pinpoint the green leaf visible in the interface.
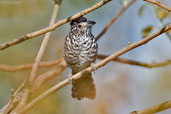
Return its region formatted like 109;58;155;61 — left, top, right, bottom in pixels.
155;7;169;20
142;26;154;38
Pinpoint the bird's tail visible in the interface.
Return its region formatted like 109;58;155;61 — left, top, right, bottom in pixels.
71;71;96;100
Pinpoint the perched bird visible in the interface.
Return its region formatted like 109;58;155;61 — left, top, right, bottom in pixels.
64;16;98;100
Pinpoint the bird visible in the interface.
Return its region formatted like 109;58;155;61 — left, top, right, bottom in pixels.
64;16;98;100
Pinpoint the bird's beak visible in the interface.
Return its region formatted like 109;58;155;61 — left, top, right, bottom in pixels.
87;21;96;27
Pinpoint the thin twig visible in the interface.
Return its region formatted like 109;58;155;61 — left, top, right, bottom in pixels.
10;89;29;114
98;54;171;68
3;89;14;114
96;0;136;41
28;1;61;86
0;80;26;114
0;58;63;72
17;24;171;114
144;0;171;12
130;100;171;114
0;0;112;50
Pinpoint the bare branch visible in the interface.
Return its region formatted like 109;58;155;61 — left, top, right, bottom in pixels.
98;54;171;68
0;0;112;50
17;24;171;114
28;1;61;86
2;2;62;114
0;58;63;72
0;81;26;114
144;0;171;12
0;54;170;73
10;89;29;114
96;0;136;41
130;100;171;114
2;89;14;114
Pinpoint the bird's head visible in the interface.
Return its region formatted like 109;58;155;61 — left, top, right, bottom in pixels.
70;16;96;31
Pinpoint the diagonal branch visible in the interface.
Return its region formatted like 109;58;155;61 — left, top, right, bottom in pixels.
17;24;171;114
0;0;112;50
144;0;171;12
28;0;62;86
2;1;62;114
96;0;136;41
130;100;171;114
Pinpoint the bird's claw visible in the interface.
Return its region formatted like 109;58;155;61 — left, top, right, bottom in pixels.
68;73;74;83
90;63;96;73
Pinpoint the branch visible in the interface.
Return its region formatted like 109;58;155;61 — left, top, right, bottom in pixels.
144;0;171;12
10;89;29;114
28;1;61;86
17;24;171;114
0;58;63;72
0;0;112;50
6;1;62;114
130;100;171;114
0;55;170;72
2;89;15;114
98;54;171;68
96;0;136;41
0;81;25;114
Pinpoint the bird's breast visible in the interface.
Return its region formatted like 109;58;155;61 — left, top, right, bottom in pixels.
64;33;97;72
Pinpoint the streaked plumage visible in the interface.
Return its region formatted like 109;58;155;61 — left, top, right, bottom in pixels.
64;16;98;100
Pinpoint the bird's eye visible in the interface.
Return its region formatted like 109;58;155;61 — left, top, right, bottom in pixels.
78;25;82;28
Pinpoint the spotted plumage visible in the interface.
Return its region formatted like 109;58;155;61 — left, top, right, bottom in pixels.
64;16;98;100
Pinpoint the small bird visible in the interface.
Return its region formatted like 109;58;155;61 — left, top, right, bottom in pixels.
64;16;98;100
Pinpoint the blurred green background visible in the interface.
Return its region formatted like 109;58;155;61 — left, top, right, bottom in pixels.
0;0;171;114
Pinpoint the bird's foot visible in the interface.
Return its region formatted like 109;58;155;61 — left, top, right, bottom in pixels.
90;63;96;74
68;73;74;83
